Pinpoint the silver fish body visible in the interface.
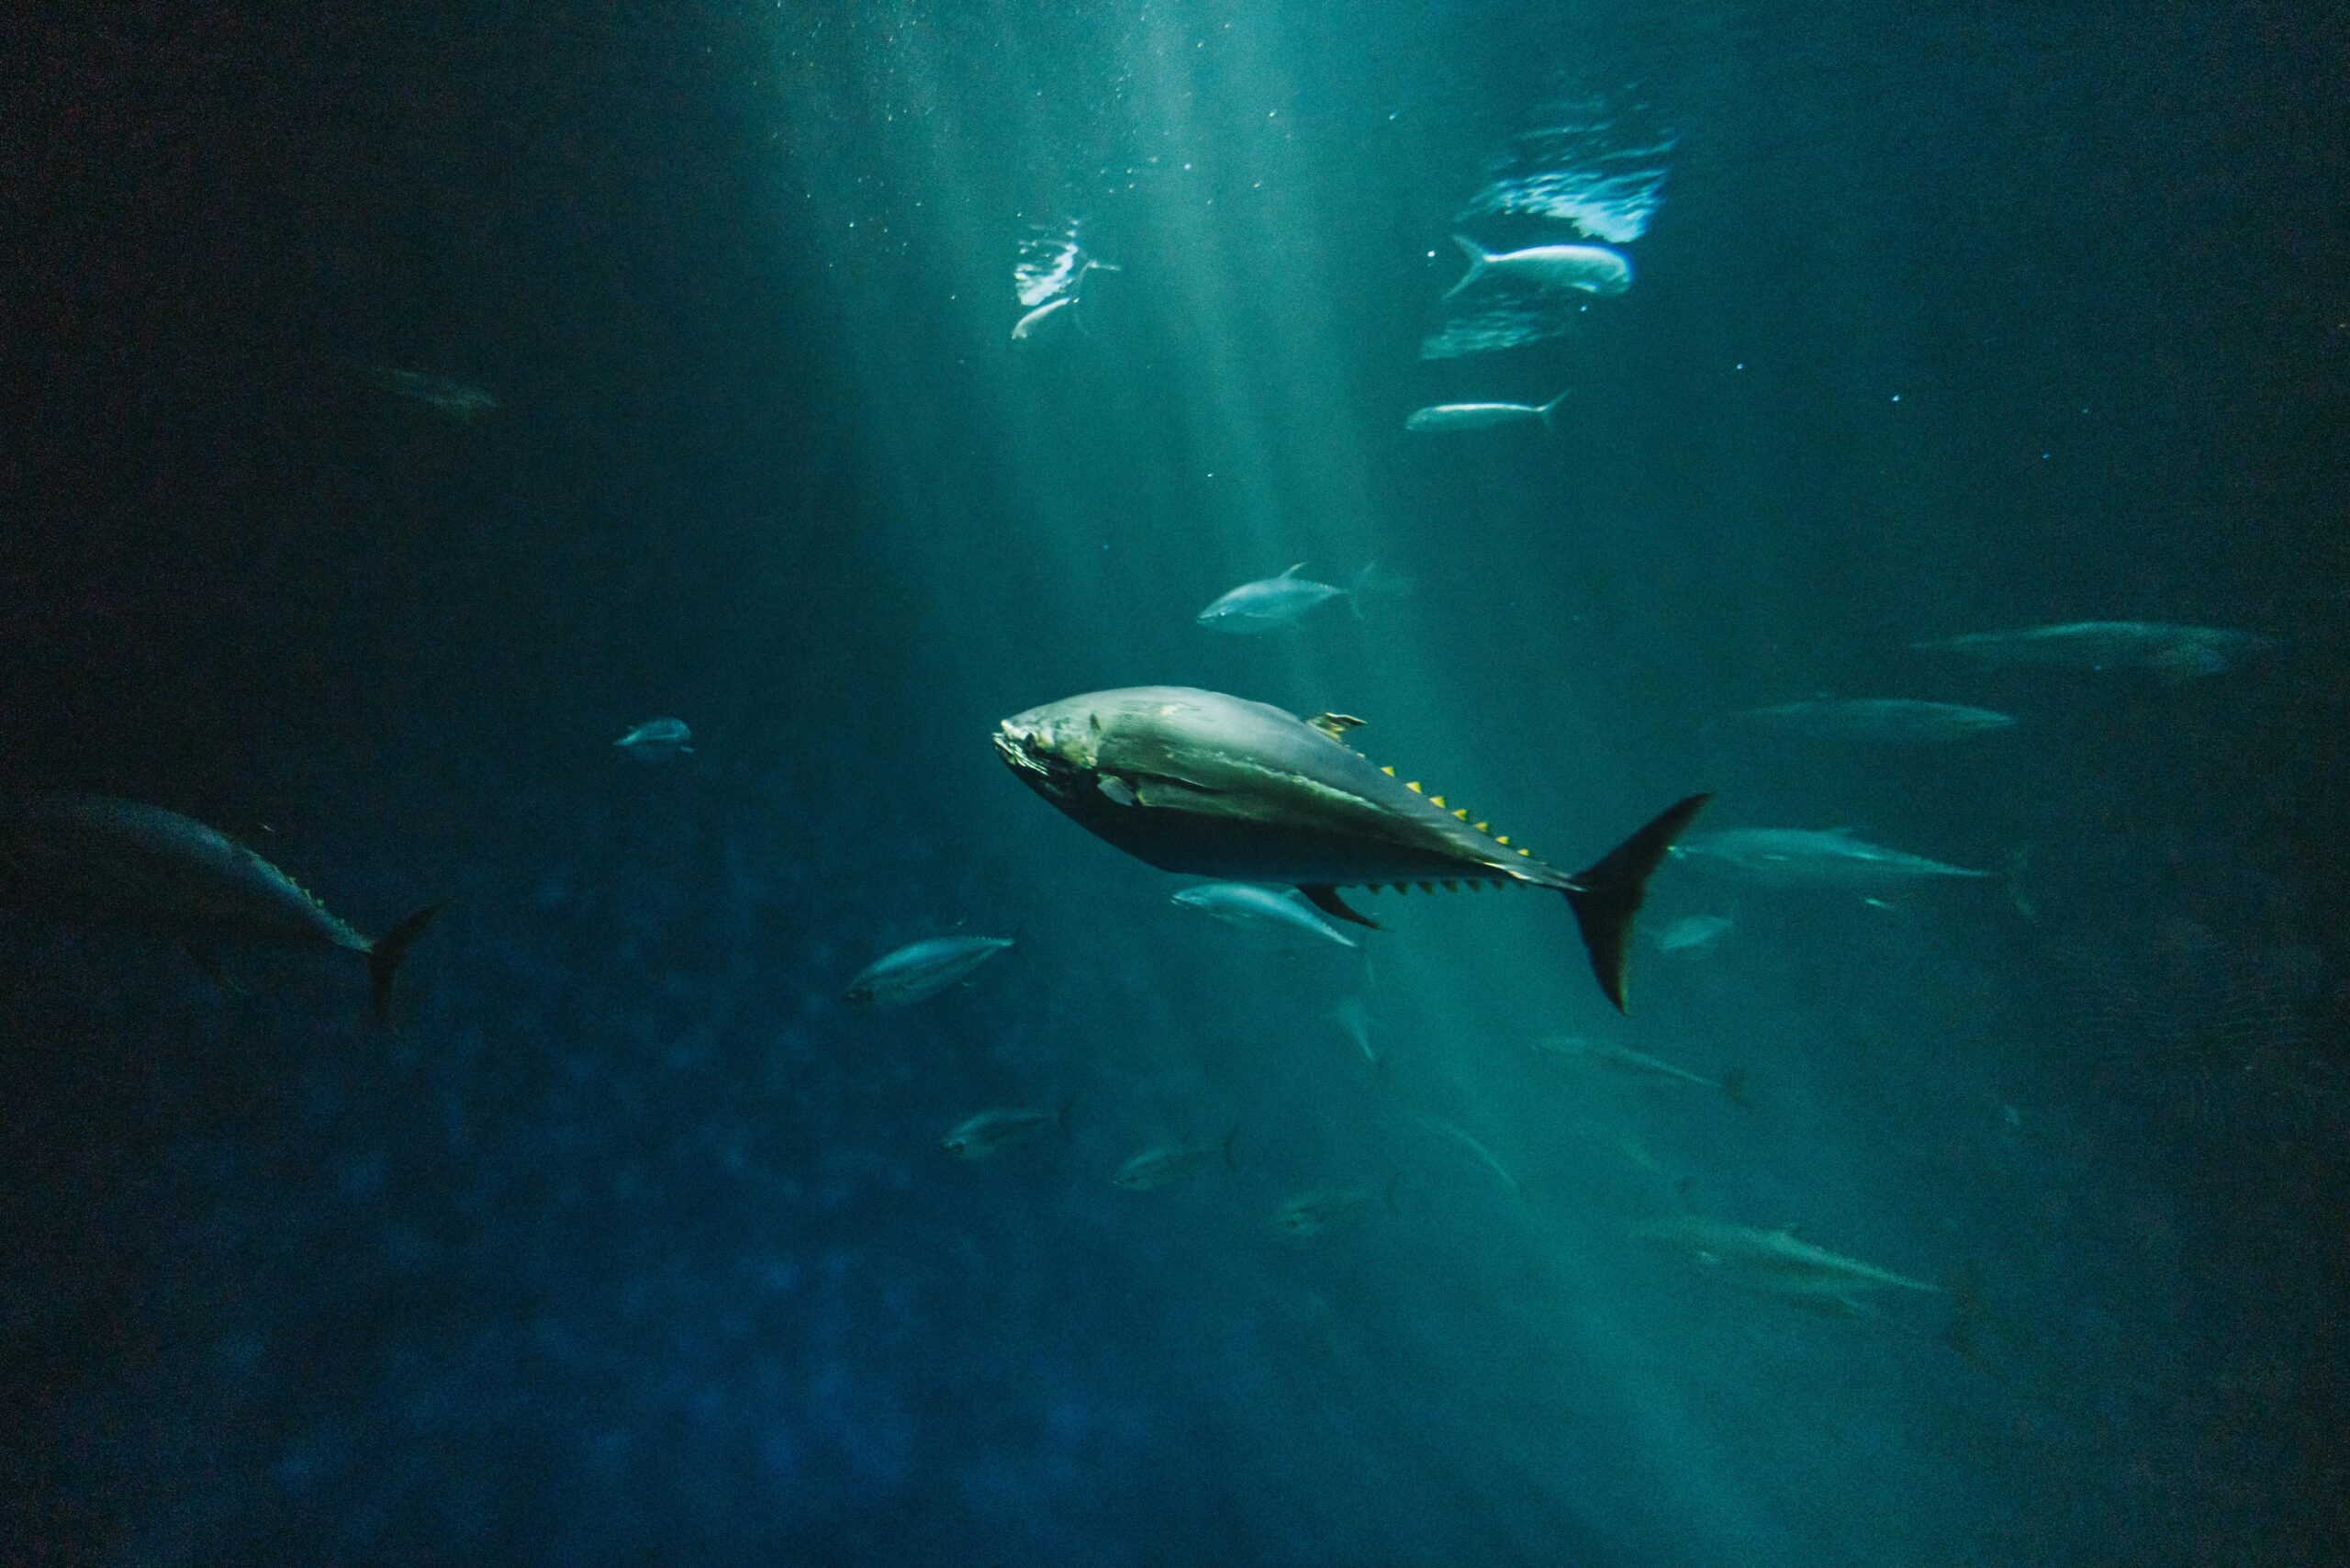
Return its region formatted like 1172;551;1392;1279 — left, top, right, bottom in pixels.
1913;621;2268;675
1404;393;1565;433
373;367;498;419
1737;699;2016;743
0;795;442;1022
1445;235;1631;300
614;717;694;759
1113;1129;1238;1190
1672;828;1986;889
1654;913;1732;952
1170;882;1360;948
941;1097;1074;1159
1193;565;1358;632
1639;1215;1940;1300
1272;1179;1399;1236
994;686;1707;1010
845;935;1014;1008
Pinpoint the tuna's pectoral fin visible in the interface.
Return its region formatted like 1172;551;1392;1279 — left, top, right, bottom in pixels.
1563;794;1712;1013
185;943;247;998
1300;885;1380;930
367;901;449;1027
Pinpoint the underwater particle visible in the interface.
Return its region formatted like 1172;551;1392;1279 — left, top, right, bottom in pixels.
845;935;1015;1009
613;718;694;760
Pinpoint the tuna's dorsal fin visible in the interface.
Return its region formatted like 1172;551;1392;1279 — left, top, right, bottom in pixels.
1307;711;1366;742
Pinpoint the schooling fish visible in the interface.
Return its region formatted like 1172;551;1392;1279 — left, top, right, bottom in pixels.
1170;882;1361;949
1638;1215;1942;1306
1912;621;2269;675
1672;827;1986;890
1444;235;1631;300
0;795;443;1024
1533;1036;1751;1107
993;687;1709;1010
940;1095;1077;1159
1193;564;1406;633
1113;1128;1239;1191
614;717;694;759
1272;1178;1400;1236
845;935;1014;1008
1736;698;2016;743
1404;393;1568;433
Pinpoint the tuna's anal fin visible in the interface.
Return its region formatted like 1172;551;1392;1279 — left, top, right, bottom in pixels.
185;943;247;998
367;901;449;1027
1563;794;1713;1013
1301;886;1380;930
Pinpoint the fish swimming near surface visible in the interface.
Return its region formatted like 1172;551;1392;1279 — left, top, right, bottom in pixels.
1736;699;2017;743
1912;621;2269;676
1532;1036;1751;1107
1170;882;1362;949
1193;564;1408;633
0;795;444;1024
993;687;1709;1010
1654;913;1732;952
1672;827;1986;890
1113;1128;1239;1191
1404;393;1568;433
1444;235;1631;300
1637;1215;1942;1311
367;366;498;420
1272;1178;1401;1236
940;1095;1077;1159
614;718;694;760
1011;295;1080;340
845;935;1014;1008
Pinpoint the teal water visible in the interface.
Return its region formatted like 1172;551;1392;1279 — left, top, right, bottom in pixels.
2;2;2344;1563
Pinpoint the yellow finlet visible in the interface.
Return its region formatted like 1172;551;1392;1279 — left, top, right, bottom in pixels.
1406;781;1422;793
1381;765;1395;777
1495;835;1510;846
1517;846;1531;856
1474;822;1488;832
1453;808;1470;821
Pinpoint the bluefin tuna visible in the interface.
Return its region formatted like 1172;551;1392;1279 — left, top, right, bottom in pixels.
1671;827;1986;890
0;795;444;1024
1913;621;2269;675
1193;565;1406;633
940;1095;1077;1159
845;935;1014;1008
1113;1128;1239;1191
614;717;694;759
1272;1178;1400;1236
1638;1215;1942;1309
1404;393;1567;433
1170;882;1361;949
994;688;1708;1010
1736;698;2016;743
1444;235;1631;300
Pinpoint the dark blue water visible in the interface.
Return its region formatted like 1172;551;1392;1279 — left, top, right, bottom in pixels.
4;2;2345;1563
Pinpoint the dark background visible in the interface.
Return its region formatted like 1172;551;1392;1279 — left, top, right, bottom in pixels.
3;0;2345;1562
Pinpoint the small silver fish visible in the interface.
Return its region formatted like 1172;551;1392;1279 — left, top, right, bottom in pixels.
1418;1117;1526;1200
1011;296;1080;340
1638;1215;1942;1308
613;718;694;760
1170;883;1361;949
845;935;1014;1008
1913;622;2269;675
940;1096;1077;1159
0;795;443;1024
1404;392;1567;433
1445;235;1631;300
1272;1178;1400;1236
1654;913;1732;952
1330;995;1387;1073
1533;1036;1750;1107
1193;564;1405;633
1113;1128;1239;1190
372;367;498;420
1672;828;1986;890
1737;699;2017;743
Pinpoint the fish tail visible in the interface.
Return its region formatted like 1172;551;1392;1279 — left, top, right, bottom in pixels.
1443;234;1490;300
367;901;449;1027
1221;1126;1241;1171
1536;389;1570;430
1562;794;1713;1013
